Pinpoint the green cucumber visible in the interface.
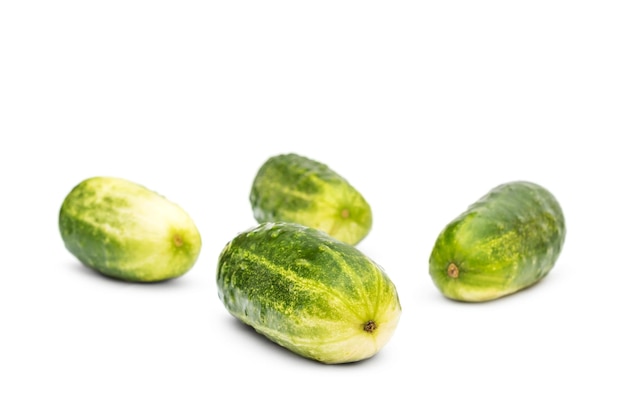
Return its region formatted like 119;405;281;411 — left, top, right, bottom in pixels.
217;222;401;364
429;181;566;302
59;176;202;282
249;153;373;245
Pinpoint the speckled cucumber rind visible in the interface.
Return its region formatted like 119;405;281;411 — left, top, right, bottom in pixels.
249;153;373;246
429;181;566;302
217;222;401;364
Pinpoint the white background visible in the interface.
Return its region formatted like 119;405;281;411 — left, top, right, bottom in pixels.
1;1;625;415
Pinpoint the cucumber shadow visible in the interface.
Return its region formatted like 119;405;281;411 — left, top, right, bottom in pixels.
225;317;383;368
66;261;192;288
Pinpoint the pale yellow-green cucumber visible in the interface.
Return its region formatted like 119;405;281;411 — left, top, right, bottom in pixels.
59;176;202;282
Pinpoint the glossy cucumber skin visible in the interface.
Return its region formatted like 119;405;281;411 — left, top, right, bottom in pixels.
429;181;566;302
249;153;372;246
217;222;401;364
59;176;202;282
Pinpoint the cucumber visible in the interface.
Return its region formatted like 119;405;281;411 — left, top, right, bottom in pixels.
217;222;401;364
249;153;373;245
59;176;202;282
428;181;566;302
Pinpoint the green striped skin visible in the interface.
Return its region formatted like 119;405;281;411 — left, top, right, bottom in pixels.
249;153;373;246
59;177;202;282
429;181;566;302
217;222;401;364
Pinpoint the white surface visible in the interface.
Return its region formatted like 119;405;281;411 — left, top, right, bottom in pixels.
2;1;625;415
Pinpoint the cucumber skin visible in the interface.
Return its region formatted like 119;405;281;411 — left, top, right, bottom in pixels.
249;153;373;246
217;222;401;364
429;181;566;302
59;177;202;282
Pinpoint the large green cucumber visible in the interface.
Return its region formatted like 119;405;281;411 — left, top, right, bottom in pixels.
429;181;566;302
217;222;401;364
59;176;202;282
249;153;373;245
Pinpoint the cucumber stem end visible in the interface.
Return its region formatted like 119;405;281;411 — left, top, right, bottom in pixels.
447;263;459;278
363;320;377;333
